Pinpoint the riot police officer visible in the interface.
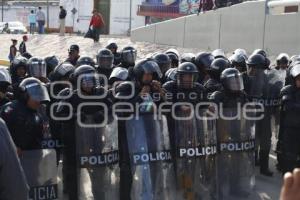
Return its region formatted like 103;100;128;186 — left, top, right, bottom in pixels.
180;52;195;64
153;53;171;83
76;55;96;68
116;58;164;106
233;48;247;57
210;68;248;105
0;67;12;107
109;66;129;86
50;63;75;84
119;46;137;81
194;52;214;84
164;67;177;82
27;57;48;83
55;65;112;200
0;77;50;151
96;48;114;79
252;49;271;69
243;53;267;100
1;77;61;200
163;62;213;200
279;64;300;173
45;55;59;78
210;68;255;198
119;46;137;69
10;56;28;88
229;51;247;73
244;53;275;176
276;53;290;70
165;48;180;68
204;58;230;97
163;62;206;105
115;59;165;199
48;63;75;163
212;48;226;59
163;62;205;168
106;42;121;65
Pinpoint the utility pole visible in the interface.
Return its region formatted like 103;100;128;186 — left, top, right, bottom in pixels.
128;0;132;36
47;0;49;29
1;0;4;22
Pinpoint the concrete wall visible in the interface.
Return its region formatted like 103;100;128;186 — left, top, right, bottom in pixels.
184;11;220;50
155;17;186;46
131;0;300;56
264;13;300;56
219;1;266;53
131;24;156;43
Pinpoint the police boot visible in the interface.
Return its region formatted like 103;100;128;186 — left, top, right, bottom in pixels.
259;150;273;177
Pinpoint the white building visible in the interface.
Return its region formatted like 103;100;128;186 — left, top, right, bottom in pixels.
109;0;145;35
60;0;145;35
0;0;145;35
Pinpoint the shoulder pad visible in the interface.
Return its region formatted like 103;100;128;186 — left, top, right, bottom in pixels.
116;81;133;89
56;88;73;99
115;81;135;98
162;81;176;91
194;82;205;90
2;102;13;113
209;91;224;103
280;85;293;101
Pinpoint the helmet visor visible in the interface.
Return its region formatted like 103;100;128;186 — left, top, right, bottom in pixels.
29;61;47;78
80;73;100;92
122;50;137;65
98;56;114;69
177;73;196;89
26;82;50;102
224;73;244;91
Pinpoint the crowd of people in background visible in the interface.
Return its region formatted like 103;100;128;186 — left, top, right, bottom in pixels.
1;5;104;40
198;0;244;13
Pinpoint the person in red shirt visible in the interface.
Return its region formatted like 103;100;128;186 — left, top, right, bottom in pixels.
89;9;105;42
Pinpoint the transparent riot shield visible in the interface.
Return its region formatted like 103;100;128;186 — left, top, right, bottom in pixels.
76;116;119;200
244;69;267;101
125;114;176;200
216;108;255;200
173;108;218;200
264;69;285;139
38;105;64;150
19;149;58;200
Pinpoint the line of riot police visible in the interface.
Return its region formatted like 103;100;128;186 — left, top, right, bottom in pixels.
1;43;299;200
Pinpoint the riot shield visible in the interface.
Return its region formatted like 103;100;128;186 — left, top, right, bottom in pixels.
173;108;218;200
19;149;58;200
216;108;255;200
244;69;267;101
125;114;176;200
263;69;285;139
38;105;64;150
76;115;119;200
